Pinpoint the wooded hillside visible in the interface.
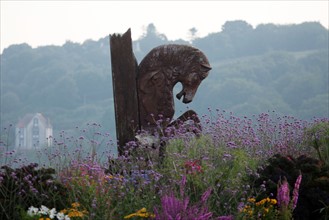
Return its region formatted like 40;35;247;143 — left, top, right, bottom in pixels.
1;20;328;135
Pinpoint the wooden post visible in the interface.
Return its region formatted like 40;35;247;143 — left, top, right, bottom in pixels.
109;29;140;156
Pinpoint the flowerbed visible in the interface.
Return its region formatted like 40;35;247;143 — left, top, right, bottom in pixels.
1;111;328;219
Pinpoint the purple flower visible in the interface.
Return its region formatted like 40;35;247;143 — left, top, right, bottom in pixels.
277;177;290;208
227;141;237;148
10;172;17;179
154;194;189;219
201;188;212;203
30;186;39;194
155;187;213;220
92;198;97;209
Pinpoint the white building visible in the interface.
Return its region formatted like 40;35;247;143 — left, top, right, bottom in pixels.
15;113;53;149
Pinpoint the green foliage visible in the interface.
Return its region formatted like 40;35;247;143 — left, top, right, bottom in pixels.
304;121;329;165
162;136;258;216
59;161;118;219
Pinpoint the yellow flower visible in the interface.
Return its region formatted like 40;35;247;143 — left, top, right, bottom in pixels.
124;208;155;219
107;175;114;179
39;218;51;220
256;197;269;206
60;203;88;218
68;210;85;217
71;202;81;209
242;205;250;212
61;209;68;214
247;197;256;203
124;214;136;219
255;197;278;206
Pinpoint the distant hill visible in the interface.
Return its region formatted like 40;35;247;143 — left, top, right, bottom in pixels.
1;20;328;138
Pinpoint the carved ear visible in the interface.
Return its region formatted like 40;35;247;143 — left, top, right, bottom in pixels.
139;71;162;92
201;63;212;70
150;71;165;87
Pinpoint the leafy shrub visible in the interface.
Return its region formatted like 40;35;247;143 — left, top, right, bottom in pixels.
160;135;257;217
59;160;124;219
250;154;329;220
0;163;69;219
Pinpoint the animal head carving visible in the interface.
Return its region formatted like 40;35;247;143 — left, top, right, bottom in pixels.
175;50;211;103
137;44;211;128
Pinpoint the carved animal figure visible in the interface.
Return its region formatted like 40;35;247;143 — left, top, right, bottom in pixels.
137;44;211;130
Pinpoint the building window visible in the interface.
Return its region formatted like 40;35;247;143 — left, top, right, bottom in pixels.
32;126;39;147
18;128;24;147
33;118;38;127
32;127;39;135
19;128;24;138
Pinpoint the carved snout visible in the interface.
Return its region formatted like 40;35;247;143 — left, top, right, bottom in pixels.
176;88;194;103
176;90;184;100
201;63;212;71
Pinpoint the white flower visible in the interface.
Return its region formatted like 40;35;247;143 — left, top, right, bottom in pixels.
27;206;39;216
38;205;50;215
56;212;70;220
56;212;65;220
49;208;57;219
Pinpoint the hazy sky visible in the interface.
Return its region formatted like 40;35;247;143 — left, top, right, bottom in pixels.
1;1;328;53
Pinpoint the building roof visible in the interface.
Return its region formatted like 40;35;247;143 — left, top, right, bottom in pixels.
16;113;52;128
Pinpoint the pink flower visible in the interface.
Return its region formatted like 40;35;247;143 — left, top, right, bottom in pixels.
277;177;290;208
184;160;203;174
292;174;302;210
201;188;212;203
